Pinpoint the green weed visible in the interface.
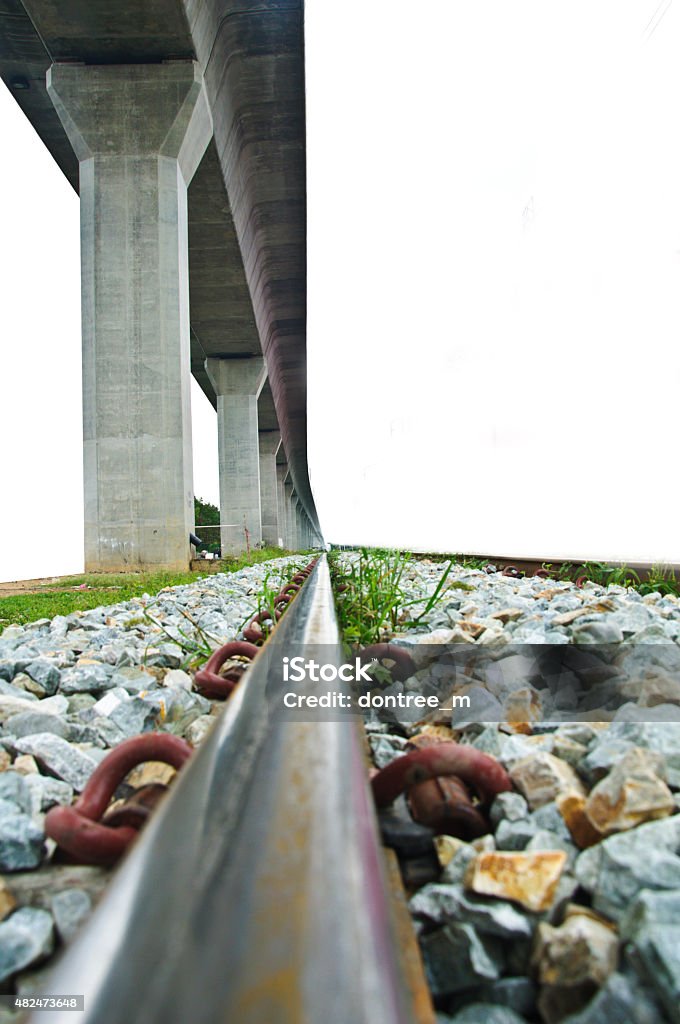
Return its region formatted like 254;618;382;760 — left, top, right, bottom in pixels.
330;548;457;645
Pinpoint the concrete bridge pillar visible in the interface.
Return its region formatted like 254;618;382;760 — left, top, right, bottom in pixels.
290;492;301;551
299;506;307;551
276;463;288;549
295;500;304;551
284;479;295;550
205;356;266;555
47;61;212;571
258;430;281;548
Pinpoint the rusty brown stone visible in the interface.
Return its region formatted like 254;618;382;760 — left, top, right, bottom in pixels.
459;620;485;639
489;608;524;623
556;793;603;849
464;850;567;912
510;752;585;810
584;747;674;836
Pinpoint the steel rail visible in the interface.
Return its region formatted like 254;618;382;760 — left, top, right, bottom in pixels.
32;556;414;1024
330;547;680;583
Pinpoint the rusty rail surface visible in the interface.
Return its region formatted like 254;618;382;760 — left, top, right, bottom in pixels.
31;557;414;1024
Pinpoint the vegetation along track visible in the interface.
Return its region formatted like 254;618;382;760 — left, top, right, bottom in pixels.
329;548;680;1024
3;548;680;1022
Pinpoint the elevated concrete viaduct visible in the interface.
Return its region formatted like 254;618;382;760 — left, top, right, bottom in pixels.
0;0;323;568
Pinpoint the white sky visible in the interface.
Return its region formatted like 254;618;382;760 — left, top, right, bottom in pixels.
1;1;680;581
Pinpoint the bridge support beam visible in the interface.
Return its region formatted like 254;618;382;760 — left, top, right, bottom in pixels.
47;61;212;571
295;500;304;551
276;464;288;549
205;356;266;555
258;431;281;548
299;504;307;551
284;479;295;550
290;492;301;551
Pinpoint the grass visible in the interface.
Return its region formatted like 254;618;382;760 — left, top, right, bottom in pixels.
639;564;680;596
329;547;457;646
236;558;308;639
330;548;408;646
0;547;296;629
329;547;680;647
142;603;220;672
540;560;680;597
452;554;680;597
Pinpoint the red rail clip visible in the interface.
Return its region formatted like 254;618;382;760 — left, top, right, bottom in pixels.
194;640;259;698
371;741;512;841
45;734;193;866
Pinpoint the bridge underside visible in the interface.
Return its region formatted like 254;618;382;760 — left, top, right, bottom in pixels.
0;0;320;564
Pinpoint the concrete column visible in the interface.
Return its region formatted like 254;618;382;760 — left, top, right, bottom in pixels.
205;356;266;555
284;479;295;549
258;431;281;548
276;464;288;548
47;61;212;571
290;493;301;551
294;501;304;551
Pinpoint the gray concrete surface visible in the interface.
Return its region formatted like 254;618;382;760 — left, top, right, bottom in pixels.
287;487;298;551
47;61;212;571
276;464;288;549
258;430;281;548
283;477;295;550
206;356;266;555
291;495;302;551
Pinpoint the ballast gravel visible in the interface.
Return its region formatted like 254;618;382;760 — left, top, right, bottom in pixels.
352;555;680;646
3;551;680;1019
0;554;306;997
354;555;680;1024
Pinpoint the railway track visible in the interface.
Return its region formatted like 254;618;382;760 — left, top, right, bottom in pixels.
22;555;434;1024
5;549;680;1023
